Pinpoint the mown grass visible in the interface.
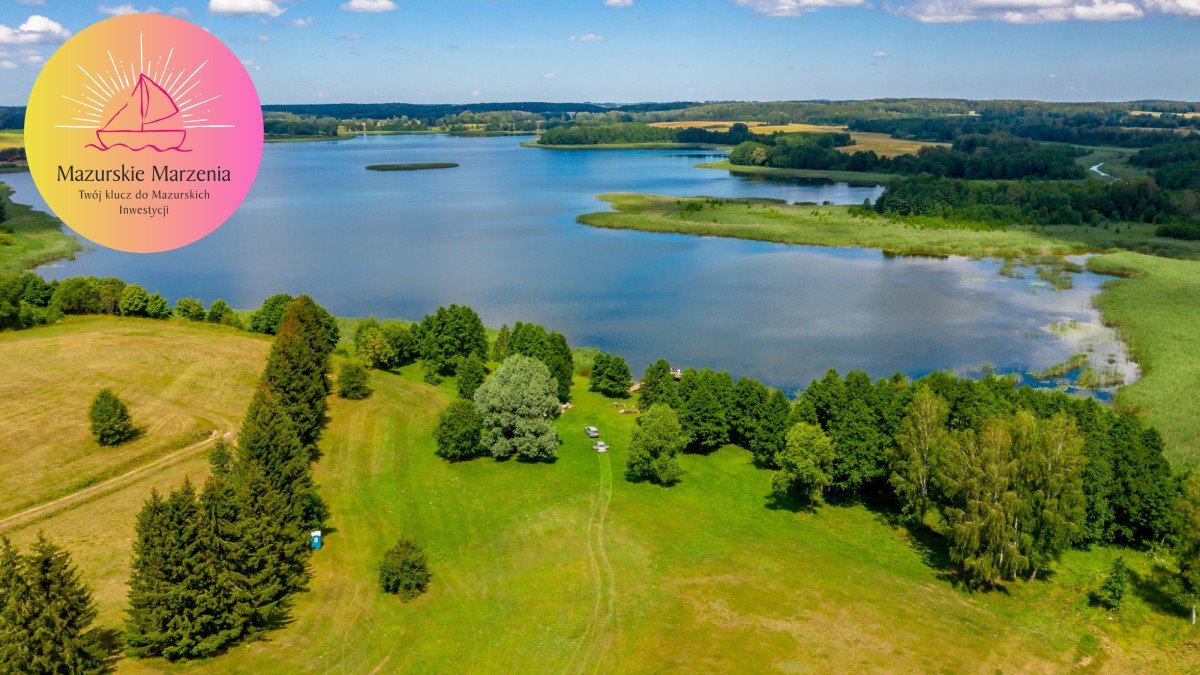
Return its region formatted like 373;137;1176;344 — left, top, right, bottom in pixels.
0;182;83;274
579;193;1200;260
0;318;1196;670
0;317;270;518
1089;252;1200;466
696;159;897;185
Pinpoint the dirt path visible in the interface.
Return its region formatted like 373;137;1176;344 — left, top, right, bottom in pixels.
0;429;225;533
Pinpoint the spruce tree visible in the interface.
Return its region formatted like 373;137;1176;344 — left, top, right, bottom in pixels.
260;297;333;449
89;387;135;446
189;476;255;656
235;461;309;623
491;323;511;362
0;534;104;672
126;489;176;657
238;384;327;531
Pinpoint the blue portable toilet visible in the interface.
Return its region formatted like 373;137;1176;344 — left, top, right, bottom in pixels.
310;530;323;550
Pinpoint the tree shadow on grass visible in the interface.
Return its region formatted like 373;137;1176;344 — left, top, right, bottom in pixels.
97;627;124;672
1130;563;1186;619
762;490;818;514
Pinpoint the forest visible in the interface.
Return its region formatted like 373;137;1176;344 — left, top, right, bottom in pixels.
729;132;1087;180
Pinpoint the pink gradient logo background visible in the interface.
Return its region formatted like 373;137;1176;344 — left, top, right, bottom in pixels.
25;13;263;253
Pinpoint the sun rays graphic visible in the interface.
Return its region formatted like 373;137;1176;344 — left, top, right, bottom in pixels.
55;31;233;152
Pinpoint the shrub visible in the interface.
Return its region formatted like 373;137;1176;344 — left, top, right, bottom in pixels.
336;361;372;400
378;538;431;600
206;299;236;325
434;399;483;461
119;284;149;317
1093;557;1130;610
175;297;206;321
88;388;135;446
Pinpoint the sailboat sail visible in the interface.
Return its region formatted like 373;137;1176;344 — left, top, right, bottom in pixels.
95;73;187;151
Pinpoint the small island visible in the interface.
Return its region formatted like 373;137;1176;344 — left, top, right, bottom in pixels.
366;162;460;171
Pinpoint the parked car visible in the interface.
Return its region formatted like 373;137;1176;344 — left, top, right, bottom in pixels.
592;441;609;453
584;426;599;438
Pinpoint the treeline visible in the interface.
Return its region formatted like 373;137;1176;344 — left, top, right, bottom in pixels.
263;112;342;138
622;363;1182;588
0;272;253;331
1128;139;1200;240
126;295;334;660
730;132;1086;180
871;173;1196;227
848;115;1178;149
537;122;764;146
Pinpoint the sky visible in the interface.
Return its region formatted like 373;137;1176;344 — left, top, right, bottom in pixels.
1;0;1198;105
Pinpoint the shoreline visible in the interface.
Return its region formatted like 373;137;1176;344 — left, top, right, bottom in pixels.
695;159;898;185
579;192;1200;465
520;140;732;151
0;182;82;275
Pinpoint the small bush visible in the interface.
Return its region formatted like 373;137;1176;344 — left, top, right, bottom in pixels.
336;361;372;400
378;538;431;600
1092;557;1130;610
89;388;135;446
175;297;206;321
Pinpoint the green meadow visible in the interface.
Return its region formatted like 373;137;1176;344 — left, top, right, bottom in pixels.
1;316;1196;672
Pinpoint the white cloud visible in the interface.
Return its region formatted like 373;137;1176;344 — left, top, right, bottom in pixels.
340;0;397;11
734;0;864;15
0;61;16;69
208;0;285;18
99;4;143;15
895;0;1149;22
543;72;556;78
1142;0;1200;13
258;34;270;42
570;34;605;42
872;50;889;57
289;16;316;27
605;0;634;6
0;15;71;45
169;6;192;16
241;58;260;70
471;89;481;96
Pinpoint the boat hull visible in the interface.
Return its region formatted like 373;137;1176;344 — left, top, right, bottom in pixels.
95;130;187;151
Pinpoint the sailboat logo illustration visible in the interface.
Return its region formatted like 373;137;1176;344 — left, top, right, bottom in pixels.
91;73;188;152
56;31;232;153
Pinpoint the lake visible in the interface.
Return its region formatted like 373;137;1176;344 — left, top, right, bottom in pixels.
5;134;1133;394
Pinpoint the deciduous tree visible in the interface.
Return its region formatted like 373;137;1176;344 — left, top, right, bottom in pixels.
625;404;685;485
772;423;835;506
473;355;560;461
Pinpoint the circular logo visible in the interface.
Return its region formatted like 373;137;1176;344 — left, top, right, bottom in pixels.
25;14;263;253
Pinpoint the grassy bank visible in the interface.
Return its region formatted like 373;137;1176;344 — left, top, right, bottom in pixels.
366;162;459;171
579;193;1200;259
1088;252;1200;466
521;140;731;151
0;182;82;274
1;316;1194;671
696;159;897;184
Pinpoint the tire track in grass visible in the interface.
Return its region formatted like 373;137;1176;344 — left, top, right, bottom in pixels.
568;450;615;674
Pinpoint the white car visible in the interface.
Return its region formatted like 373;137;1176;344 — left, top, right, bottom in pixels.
592;441;609;453
584;426;600;438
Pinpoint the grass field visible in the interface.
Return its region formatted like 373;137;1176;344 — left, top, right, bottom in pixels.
1;317;1196;671
578;193;1200;260
0;318;270;520
695;159;897;185
645;121;945;157
1071;145;1148;181
1089;252;1200;466
0;182;83;274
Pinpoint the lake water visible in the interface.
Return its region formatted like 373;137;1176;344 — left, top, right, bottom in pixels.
5;134;1133;394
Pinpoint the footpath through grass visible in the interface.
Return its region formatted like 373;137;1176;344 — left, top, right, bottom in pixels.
0;182;82;274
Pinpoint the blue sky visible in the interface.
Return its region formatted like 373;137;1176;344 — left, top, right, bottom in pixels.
2;0;1198;105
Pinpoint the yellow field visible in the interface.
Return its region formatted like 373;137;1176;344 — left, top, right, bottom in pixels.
1130;111;1200;118
649;121;845;134
0;130;23;150
647;121;945;156
841;131;948;157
